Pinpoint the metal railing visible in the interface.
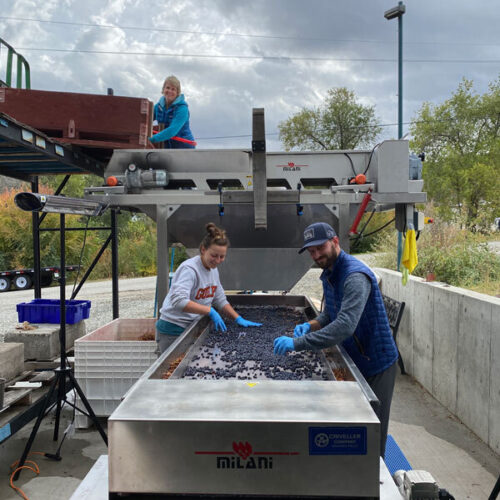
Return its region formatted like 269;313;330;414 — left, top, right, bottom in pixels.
0;37;31;88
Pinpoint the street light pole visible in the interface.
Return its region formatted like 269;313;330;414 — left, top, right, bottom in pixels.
397;4;404;139
384;1;406;139
384;2;406;272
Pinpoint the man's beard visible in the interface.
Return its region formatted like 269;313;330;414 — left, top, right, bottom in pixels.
315;249;338;269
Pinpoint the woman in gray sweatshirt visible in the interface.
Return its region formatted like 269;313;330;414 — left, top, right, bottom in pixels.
156;222;261;353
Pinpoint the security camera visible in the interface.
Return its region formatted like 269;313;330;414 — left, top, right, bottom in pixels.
384;4;405;19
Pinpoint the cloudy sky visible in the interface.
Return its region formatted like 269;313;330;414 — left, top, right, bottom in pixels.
1;0;499;150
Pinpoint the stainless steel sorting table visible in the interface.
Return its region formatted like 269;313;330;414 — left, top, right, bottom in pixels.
108;295;382;499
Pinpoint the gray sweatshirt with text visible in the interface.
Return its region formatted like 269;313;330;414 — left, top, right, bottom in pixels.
159;255;229;328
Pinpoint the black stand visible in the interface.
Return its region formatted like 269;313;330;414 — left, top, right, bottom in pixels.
14;213;107;480
489;474;500;500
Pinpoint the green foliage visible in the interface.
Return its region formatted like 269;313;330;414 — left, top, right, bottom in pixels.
278;87;382;151
39;173;103;198
0;186;188;282
373;208;500;295
350;211;395;254
0;187;60;268
410;77;500;232
417;242;499;290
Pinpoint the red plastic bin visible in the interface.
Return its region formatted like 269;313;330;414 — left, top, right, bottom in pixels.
16;299;91;324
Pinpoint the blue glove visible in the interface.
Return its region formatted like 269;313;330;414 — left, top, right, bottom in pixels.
273;336;294;355
235;316;262;327
208;308;227;332
148;135;160;144
294;322;311;338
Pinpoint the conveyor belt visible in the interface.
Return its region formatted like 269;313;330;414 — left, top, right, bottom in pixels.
168;306;334;381
0;113;105;181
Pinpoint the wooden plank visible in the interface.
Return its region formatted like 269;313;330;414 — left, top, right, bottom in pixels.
24;349;75;371
0;385;52;440
30;371;56;385
3;388;32;408
6;370;33;385
0;376;76;444
10;382;42;390
24;360;59;371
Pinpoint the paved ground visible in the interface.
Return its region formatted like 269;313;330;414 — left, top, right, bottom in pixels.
0;271;499;499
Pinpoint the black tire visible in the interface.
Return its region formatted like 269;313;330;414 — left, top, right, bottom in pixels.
0;277;11;292
14;274;33;290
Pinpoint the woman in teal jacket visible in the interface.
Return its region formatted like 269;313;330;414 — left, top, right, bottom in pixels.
149;75;196;149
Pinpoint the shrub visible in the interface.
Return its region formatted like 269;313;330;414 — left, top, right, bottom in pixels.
350;210;395;254
373;208;500;295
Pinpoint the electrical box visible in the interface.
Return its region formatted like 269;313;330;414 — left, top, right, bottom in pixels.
409;153;423;180
413;211;425;231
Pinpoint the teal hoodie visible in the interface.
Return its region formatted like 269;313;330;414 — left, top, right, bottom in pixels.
150;94;195;147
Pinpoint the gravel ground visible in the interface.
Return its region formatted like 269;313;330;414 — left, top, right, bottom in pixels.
0;255;384;340
0;269;324;341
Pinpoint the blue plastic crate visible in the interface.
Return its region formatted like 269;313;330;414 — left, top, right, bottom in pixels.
16;299;91;324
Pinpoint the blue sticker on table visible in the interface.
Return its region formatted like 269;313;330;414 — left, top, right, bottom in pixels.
0;423;12;442
309;427;367;455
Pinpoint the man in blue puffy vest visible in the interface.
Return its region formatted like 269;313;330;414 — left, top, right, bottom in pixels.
273;221;399;457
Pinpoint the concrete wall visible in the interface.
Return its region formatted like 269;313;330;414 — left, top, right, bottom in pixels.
375;268;500;455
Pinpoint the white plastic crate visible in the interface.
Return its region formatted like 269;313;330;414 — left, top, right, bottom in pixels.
75;397;123;429
74;318;158;428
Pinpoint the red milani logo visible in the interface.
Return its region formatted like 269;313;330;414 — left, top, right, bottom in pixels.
195;440;299;469
276;161;308;171
195;286;217;299
233;441;252;459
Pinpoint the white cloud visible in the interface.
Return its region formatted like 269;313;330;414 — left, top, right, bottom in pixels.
0;0;499;148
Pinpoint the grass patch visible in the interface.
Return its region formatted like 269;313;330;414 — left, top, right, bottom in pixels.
372;208;500;297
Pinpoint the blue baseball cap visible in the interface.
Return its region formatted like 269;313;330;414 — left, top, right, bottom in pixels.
299;222;337;253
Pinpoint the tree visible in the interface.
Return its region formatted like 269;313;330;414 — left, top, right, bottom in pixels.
410;77;500;231
278;87;382;151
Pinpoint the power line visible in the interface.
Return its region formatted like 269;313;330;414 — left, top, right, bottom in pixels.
2;16;500;47
14;46;500;63
1;15;390;43
199;122;409;140
198;117;464;141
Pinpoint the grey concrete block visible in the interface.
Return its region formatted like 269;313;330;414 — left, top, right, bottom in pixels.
399;276;418;376
375;267;401;302
432;285;460;414
4;321;86;360
489;300;500;454
364;269;500;455
0;343;24;380
457;293;491;444
412;280;434;393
